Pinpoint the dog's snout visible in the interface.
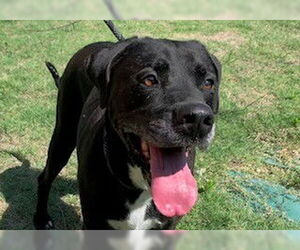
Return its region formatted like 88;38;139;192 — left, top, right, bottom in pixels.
175;103;214;137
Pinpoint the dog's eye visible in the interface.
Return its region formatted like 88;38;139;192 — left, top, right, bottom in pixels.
202;79;214;90
143;75;158;87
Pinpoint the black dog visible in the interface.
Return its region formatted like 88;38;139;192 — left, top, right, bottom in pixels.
34;37;221;229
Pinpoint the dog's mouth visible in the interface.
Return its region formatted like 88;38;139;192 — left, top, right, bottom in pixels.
118;115;215;218
127;134;198;218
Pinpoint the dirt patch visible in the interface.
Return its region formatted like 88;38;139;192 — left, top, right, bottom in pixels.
255;128;300;146
0;134;23;150
172;31;246;48
208;31;245;47
226;88;276;110
0;132;50;168
286;57;300;66
277;146;300;165
228;158;288;185
239;90;275;107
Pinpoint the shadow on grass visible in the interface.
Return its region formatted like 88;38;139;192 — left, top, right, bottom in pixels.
0;150;81;229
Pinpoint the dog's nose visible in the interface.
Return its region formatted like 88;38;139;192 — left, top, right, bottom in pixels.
175;103;214;137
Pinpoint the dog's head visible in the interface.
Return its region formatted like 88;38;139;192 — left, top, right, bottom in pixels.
88;37;221;218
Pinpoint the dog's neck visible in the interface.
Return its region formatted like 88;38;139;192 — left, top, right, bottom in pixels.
102;113;142;190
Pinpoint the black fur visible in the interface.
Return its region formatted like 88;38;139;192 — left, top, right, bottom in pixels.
45;62;60;88
34;37;221;229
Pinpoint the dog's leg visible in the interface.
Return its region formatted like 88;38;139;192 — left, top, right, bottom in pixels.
34;85;83;229
34;128;76;229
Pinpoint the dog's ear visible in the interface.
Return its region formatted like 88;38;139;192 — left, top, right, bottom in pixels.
86;42;130;109
209;54;221;83
209;53;222;114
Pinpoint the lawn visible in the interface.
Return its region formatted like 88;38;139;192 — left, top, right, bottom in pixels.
0;20;299;229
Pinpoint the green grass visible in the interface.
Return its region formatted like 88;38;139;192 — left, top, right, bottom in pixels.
0;20;300;229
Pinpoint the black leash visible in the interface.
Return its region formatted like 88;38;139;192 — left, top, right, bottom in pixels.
103;0;122;19
103;20;125;41
103;0;126;41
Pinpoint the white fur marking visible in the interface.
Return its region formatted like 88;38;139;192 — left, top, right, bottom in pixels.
108;191;161;229
206;124;215;145
129;165;149;190
199;123;215;149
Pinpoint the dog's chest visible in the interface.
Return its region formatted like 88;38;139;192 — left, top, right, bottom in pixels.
107;166;162;229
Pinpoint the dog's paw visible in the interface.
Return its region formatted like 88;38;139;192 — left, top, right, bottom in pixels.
33;213;55;230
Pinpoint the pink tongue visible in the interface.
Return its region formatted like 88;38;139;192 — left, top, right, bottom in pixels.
150;146;198;217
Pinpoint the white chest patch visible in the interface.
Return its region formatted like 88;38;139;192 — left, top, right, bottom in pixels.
107;190;161;229
108;165;161;229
